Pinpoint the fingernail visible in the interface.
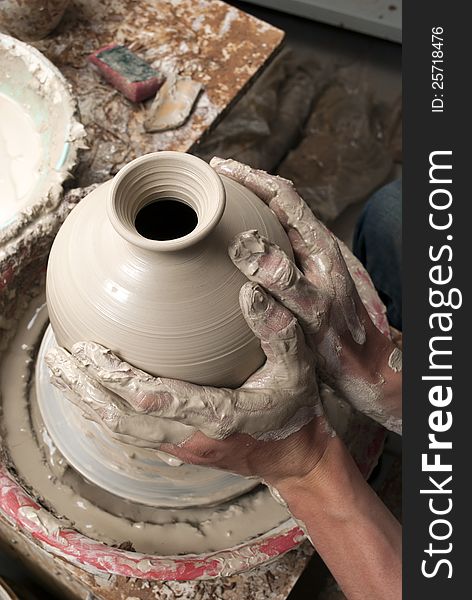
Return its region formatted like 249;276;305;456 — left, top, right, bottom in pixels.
73;341;114;372
240;282;269;317
228;230;267;276
44;348;58;368
71;341;95;366
249;284;269;316
209;156;225;167
72;341;87;355
211;157;250;180
210;156;232;176
45;360;60;377
45;346;69;369
212;161;234;177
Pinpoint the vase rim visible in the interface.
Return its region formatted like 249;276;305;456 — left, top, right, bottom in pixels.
107;151;226;252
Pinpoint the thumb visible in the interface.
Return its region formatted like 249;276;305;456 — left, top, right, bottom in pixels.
239;282;307;367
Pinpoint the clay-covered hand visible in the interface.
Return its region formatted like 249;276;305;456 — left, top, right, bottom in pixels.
45;282;332;483
211;157;402;435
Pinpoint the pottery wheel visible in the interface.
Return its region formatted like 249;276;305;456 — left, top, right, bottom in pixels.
36;324;258;509
1;295;383;560
1;296;298;556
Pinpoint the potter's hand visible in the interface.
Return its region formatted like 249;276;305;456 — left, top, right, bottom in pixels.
45;282;331;482
45;269;401;600
211;157;402;435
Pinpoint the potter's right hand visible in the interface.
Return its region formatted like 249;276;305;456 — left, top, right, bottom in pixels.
45;282;332;484
211;157;402;435
44;251;402;600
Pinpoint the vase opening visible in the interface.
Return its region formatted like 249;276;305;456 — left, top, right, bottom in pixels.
108;152;226;252
134;198;199;241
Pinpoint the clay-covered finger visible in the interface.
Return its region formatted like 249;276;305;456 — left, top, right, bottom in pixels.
71;341;175;414
96;412;195;447
45;346;126;426
46;347;195;444
72;341;154;384
210;157;284;205
338;239;390;337
211;157;333;269
211;157;313;252
70;341;240;433
70;342;272;441
71;341;242;433
229;230;325;333
239;282;306;364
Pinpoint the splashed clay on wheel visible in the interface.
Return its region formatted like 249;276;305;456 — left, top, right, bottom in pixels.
46;151;292;387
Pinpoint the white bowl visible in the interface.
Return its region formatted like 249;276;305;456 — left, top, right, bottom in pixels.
0;33;85;231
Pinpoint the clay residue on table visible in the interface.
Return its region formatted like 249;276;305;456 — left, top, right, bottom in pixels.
32;0;284;186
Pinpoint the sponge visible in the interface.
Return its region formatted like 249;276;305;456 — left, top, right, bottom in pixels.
88;44;164;102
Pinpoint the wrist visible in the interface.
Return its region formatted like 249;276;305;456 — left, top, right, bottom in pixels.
272;434;402;600
262;415;333;488
269;433;342;500
270;434;376;523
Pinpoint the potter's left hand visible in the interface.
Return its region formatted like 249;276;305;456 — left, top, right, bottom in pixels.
210;157;402;434
45;282;332;482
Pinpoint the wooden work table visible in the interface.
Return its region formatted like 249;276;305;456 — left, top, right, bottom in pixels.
32;0;285;187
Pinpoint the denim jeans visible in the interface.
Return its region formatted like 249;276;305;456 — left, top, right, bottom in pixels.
353;180;402;331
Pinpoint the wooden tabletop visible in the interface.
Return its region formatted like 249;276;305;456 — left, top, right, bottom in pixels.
32;0;284;187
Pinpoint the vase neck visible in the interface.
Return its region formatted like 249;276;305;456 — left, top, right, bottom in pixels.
107;152;226;252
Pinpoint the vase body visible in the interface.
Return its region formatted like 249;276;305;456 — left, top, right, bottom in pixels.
46;152;292;387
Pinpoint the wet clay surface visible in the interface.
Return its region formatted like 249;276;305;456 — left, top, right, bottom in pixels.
31;0;284;186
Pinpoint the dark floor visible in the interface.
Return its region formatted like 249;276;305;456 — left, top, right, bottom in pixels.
231;0;402;247
232;1;401;103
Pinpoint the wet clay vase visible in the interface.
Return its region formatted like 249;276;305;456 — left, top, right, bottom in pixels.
47;152;292;387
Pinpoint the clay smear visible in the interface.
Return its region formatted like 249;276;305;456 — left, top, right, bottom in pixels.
388;347;402;373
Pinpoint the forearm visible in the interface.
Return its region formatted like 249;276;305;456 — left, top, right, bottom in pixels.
270;435;402;600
